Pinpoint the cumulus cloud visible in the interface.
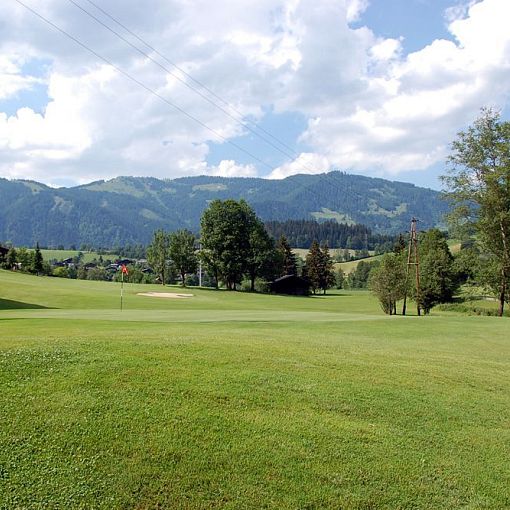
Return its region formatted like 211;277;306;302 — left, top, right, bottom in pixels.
269;152;330;179
207;159;258;177
0;0;509;184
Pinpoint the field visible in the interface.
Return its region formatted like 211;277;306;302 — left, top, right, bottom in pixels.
1;270;509;509
35;249;120;264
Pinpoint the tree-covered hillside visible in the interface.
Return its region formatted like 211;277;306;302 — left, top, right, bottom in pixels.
0;172;448;247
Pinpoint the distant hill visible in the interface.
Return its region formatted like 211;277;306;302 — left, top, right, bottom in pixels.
0;171;448;247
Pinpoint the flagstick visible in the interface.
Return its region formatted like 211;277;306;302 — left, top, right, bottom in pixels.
121;270;124;311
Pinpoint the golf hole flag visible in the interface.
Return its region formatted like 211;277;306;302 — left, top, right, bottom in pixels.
120;264;128;310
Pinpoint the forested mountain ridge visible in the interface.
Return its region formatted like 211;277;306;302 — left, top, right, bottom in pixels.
0;172;447;247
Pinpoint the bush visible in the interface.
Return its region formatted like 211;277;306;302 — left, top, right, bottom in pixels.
52;267;69;278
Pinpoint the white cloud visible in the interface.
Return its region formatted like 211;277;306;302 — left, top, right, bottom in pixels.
269;152;330;179
208;159;258;177
0;0;509;185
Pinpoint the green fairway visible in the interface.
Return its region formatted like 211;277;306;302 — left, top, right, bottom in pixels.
1;270;509;509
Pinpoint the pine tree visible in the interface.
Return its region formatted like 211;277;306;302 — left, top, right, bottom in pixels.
33;242;44;275
305;240;322;294
277;235;297;276
319;243;336;294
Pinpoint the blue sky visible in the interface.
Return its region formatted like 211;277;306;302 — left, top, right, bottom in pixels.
0;0;509;190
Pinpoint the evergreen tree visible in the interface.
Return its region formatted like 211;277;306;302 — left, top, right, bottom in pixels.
32;242;44;275
305;240;322;294
277;235;297;276
319;243;336;294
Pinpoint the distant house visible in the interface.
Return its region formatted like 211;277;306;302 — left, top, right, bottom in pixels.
270;275;311;296
0;245;9;257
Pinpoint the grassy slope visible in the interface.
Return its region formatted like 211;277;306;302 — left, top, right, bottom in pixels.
1;270;509;509
35;249;119;264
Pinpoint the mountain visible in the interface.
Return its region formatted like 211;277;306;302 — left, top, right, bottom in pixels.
0;172;448;247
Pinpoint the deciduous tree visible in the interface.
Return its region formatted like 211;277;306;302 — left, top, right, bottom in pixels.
442;108;510;316
147;230;171;285
169;230;198;287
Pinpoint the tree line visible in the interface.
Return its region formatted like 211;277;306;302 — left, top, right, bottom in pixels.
144;199;335;293
265;219;395;251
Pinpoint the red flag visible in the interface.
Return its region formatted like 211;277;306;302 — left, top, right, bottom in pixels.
121;264;128;275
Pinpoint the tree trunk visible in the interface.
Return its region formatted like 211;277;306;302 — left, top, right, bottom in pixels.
250;273;256;292
181;270;186;287
498;269;506;317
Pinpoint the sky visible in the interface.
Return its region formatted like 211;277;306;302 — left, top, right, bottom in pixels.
0;0;509;190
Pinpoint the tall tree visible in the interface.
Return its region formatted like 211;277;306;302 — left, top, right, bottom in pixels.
246;219;276;291
417;229;458;314
442;108;510;316
319;243;336;294
5;248;17;270
169;230;198;287
277;235;297;276
32;242;44;275
305;240;322;294
200;199;254;290
147;230;171;285
369;253;408;315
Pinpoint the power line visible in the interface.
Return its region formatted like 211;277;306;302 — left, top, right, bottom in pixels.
15;0;366;213
66;0;314;168
13;0;280;172
81;0;300;157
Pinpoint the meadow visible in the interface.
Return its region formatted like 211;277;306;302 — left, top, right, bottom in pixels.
1;270;509;509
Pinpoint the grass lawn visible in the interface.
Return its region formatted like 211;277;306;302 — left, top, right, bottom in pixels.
1;270;509;509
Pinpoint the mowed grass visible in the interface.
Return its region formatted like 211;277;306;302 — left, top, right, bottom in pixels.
1;270;510;509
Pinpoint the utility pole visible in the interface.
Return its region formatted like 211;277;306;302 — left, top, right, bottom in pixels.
402;217;421;316
198;242;202;287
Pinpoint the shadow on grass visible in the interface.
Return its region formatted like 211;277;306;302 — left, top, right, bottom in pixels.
0;298;52;310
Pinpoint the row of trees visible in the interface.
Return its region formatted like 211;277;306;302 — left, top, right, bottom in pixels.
0;244;44;275
369;229;458;315
144;199;337;293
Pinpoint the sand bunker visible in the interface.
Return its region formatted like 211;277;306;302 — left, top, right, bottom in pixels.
137;292;194;299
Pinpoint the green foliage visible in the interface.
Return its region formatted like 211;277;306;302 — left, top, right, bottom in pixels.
345;259;380;289
304;241;335;294
277;235;297;277
265;219;395;250
417;229;458;314
169;230;198;287
335;267;345;289
305;240;322;293
146;230;171;285
443;108;510;316
246;217;276;291
200;200;276;291
0;172;448;248
369;253;408;315
52;266;70;279
32;242;44;275
200;200;252;290
5;248;17;269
